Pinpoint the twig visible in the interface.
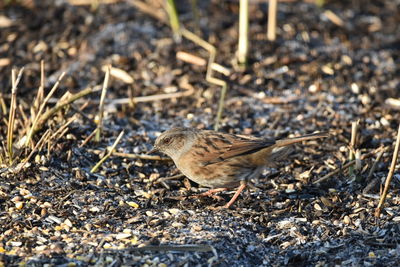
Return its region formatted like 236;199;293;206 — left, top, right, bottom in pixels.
267;0;278;41
79;128;98;148
95;65;110;142
90;131;125;173
313;160;356;184
348;120;359;176
375;124;400;217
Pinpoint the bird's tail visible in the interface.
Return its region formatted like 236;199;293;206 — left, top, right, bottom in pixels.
265;132;328;166
275;132;329;147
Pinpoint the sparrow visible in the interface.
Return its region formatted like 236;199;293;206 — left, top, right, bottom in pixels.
149;127;327;208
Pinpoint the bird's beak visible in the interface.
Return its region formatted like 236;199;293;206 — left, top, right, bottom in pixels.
147;147;159;155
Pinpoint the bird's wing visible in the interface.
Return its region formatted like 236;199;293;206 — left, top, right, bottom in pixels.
192;131;275;166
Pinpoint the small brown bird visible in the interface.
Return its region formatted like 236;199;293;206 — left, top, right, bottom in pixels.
150;127;327;208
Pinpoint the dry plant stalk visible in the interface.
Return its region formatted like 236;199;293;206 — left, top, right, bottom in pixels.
95;65;111;142
267;0;278;41
237;0;249;68
348;120;359;176
25;72;66;147
34;87;95;136
32;60;45;121
375;124;400;217
7;67;24;164
180;28;229;131
165;0;181;41
91;130;125;173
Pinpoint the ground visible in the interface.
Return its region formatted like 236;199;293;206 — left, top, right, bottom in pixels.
0;0;400;266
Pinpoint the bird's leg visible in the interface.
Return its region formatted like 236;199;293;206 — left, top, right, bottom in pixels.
224;180;247;209
191;187;228;201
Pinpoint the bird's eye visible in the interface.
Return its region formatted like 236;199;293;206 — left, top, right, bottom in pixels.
162;137;172;144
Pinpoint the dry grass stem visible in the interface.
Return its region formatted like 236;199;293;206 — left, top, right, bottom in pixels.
25;72;66;147
48;116;76;143
7;67;24;164
95;65;111;142
80;128;98;148
33;87;95;136
32;60;45;120
90;130;125;173
313;160;356;184
237;0;249;68
375;124;400;217
267;0;278;41
165;0;181;41
348;120;359;176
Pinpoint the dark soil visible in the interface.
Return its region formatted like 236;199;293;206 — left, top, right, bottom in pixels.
0;0;400;266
